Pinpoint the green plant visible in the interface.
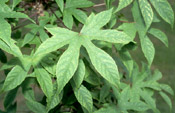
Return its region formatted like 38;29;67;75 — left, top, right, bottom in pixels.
0;0;174;113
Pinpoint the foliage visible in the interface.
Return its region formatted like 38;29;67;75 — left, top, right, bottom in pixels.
0;0;174;113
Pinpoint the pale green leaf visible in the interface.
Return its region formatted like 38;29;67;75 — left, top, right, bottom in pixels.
94;104;118;113
66;0;94;8
56;40;80;94
2;64;30;92
39;29;49;42
85;30;132;44
84;40;120;87
125;101;149;111
81;9;112;32
74;85;93;113
140;36;155;66
47;83;63;111
56;0;64;12
0;18;11;45
160;84;174;95
150;0;174;27
159;91;172;110
72;9;87;24
117;23;137;40
63;10;73;29
35;64;53;100
148;28;168;47
72;59;85;88
139;0;153;29
116;0;133;12
26;100;47;113
34;27;77;58
22;29;38;47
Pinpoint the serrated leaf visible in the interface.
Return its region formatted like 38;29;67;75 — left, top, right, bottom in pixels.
148;28;168;47
2;63;30;92
56;40;80;94
56;0;64;12
85;30;132;44
150;0;174;27
140;36;155;66
72;59;85;88
84;40;120;87
116;0;133;12
35;64;53;100
81;9;113;32
73;85;93;113
159;91;172;110
34;27;77;58
139;0;153;29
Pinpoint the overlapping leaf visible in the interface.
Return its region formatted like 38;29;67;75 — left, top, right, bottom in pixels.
61;0;94;29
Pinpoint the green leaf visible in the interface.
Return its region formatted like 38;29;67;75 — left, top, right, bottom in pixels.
85;30;132;44
148;28;168;47
73;85;93;113
150;0;174;27
72;59;85;88
72;9;87;24
26;100;47;113
39;29;49;42
84;40;120;87
139;0;153;29
22;29;38;47
35;64;53;100
94;104;118;113
159;91;172;110
117;23;137;40
140;36;155;66
125;101;149;111
160;84;174;95
0;18;11;45
56;40;80;94
116;0;133;12
46;83;63;111
34;27;77;58
81;9;113;32
63;9;74;29
12;0;22;10
66;0;94;8
56;0;64;12
2;63;30;92
4;87;18;110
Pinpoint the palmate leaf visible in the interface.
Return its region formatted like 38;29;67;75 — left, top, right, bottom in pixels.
35;9;133;95
150;0;174;27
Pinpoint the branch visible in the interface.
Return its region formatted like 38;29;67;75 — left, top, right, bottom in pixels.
93;3;106;7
